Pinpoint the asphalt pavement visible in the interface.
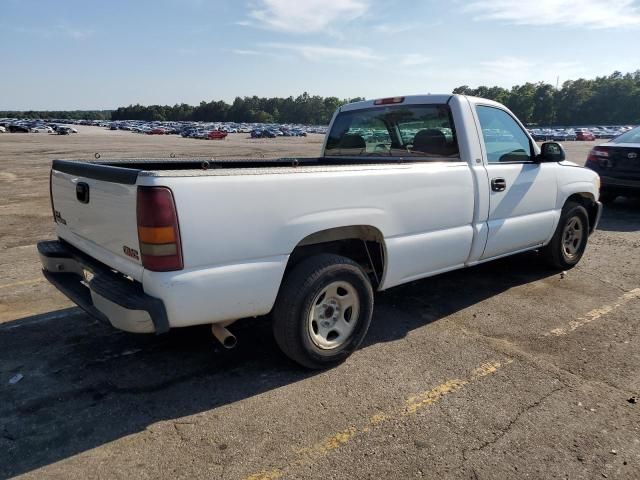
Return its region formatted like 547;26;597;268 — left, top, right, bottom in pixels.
0;131;638;479
1;199;639;479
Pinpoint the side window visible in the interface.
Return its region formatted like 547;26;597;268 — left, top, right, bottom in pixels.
476;106;532;163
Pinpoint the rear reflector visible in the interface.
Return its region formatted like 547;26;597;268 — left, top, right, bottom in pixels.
138;225;176;244
374;96;405;105
137;186;183;271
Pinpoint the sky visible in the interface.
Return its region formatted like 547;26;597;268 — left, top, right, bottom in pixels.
1;0;639;110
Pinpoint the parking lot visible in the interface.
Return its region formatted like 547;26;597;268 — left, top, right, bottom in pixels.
1;127;639;479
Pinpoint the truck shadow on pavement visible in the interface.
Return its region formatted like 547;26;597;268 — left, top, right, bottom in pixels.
2;204;638;477
595;197;640;232
1;252;554;477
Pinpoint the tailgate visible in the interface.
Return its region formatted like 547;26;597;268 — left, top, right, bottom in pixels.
51;160;144;280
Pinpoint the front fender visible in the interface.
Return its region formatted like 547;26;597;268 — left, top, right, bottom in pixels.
541;165;600;245
556;165;599;209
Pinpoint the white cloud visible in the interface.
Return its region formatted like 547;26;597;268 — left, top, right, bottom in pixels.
174;47;199;56
263;42;380;62
11;24;94;39
400;54;431;67
480;57;535;72
62;27;93;39
463;0;640;29
247;0;369;33
474;56;587;87
246;43;432;71
373;23;417;34
231;49;261;55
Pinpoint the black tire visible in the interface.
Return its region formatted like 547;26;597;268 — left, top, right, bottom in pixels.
272;254;374;369
542;201;589;269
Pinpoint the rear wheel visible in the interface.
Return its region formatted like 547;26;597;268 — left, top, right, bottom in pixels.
542;201;589;269
272;254;374;369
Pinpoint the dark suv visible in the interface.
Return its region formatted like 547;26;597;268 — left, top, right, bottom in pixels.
585;126;640;203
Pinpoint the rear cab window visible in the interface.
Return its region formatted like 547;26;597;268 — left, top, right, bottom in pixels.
324;104;460;161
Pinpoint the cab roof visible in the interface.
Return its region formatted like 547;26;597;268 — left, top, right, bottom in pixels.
338;94;504;112
339;94;453;112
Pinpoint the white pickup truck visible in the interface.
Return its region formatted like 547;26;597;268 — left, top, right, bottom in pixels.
39;95;602;368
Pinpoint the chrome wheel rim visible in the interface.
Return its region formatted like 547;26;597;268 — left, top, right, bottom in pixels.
308;281;360;350
562;216;584;260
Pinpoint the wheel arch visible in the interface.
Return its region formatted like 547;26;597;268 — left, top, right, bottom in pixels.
565;192;599;234
285;225;387;290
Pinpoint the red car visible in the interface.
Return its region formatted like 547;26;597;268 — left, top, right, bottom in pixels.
148;128;166;135
576;130;595;141
208;130;228;140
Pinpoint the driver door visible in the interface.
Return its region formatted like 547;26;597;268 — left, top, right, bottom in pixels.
476;105;558;260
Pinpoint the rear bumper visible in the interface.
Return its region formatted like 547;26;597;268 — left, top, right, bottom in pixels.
38;240;169;334
600;175;640;193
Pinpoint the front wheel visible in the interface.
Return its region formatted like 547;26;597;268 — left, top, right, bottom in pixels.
272;254;374;369
542;201;589;269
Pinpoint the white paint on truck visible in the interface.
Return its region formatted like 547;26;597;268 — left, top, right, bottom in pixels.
40;94;602;362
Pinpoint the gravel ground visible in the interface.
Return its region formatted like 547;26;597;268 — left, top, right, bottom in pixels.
0;128;639;479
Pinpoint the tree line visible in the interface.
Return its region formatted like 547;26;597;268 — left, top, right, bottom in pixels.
0;110;111;120
2;71;639;125
453;71;640;125
111;93;365;125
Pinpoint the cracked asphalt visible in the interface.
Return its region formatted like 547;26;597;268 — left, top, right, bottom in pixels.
1;128;639;479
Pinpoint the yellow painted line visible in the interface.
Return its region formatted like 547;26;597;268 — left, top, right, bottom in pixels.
404;379;467;415
243;359;511;480
369;412;389;425
295;427;358;462
0;278;44;289
549;288;640;336
245;470;283;480
472;361;504;378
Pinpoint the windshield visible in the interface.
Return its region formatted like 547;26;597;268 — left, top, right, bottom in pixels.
324;104;459;160
611;126;640;144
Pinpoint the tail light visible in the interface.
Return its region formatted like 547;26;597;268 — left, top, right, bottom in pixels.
136;186;183;271
587;146;610;167
49;169;56;223
374;96;404;105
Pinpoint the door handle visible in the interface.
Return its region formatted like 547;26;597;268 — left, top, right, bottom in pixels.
491;177;507;192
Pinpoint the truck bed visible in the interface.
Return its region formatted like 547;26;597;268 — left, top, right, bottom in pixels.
52;158;413;182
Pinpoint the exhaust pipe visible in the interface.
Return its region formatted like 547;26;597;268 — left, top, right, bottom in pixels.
211;323;237;349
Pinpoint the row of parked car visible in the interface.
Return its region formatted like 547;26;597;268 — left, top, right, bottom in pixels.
0;120;78;134
0;117;328;140
527;126;634;142
3;116;635;146
109;120;322;140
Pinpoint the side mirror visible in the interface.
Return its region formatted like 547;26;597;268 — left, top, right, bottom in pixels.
538;141;566;162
